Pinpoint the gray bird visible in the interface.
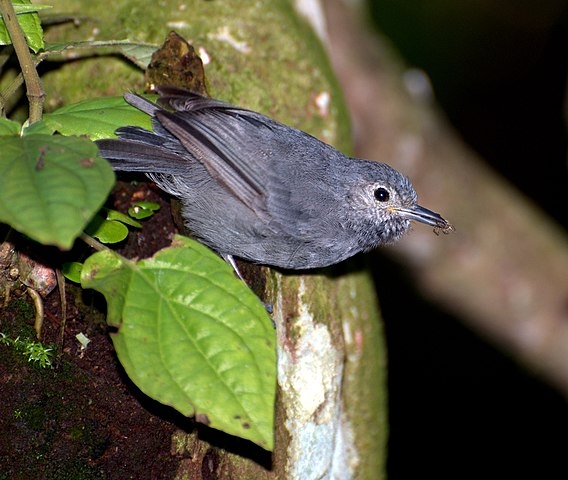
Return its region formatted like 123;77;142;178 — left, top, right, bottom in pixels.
96;86;452;270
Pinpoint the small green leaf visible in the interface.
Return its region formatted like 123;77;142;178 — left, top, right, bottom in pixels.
105;208;142;228
22;119;54;136
9;4;51;14
132;201;160;211
62;262;83;283
128;201;160;220
42;96;154;139
42;40;157;70
0;134;115;249
81;235;276;450
0;118;21;136
84;214;129;244
115;41;158;69
0;0;48;53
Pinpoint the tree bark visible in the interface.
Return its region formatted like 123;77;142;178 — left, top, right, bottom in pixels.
322;0;568;397
44;0;389;478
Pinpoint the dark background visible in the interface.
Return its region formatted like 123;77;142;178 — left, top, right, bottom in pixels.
367;2;568;478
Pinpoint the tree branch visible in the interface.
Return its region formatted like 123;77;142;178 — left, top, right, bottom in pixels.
323;0;568;396
0;0;44;122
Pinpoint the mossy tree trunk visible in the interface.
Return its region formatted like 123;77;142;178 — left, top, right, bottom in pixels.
41;1;388;478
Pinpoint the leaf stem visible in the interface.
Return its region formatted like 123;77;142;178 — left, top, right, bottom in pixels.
79;232;107;252
0;0;45;123
26;287;44;339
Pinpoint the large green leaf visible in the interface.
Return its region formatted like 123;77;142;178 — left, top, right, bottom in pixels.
42;95;154;139
81;235;276;450
0;117;21;136
0;134;114;249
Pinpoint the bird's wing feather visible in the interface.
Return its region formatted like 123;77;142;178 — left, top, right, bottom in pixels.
140;87;286;216
104;87;316;224
155;109;271;211
96;123;194;173
152;88;344;230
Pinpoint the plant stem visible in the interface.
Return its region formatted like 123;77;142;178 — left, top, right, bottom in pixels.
0;0;44;123
26;287;44;339
79;232;107;252
55;268;67;346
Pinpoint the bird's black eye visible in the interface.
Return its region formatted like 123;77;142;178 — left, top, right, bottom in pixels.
374;187;390;202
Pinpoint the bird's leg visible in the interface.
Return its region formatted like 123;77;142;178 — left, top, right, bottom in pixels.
222;253;245;281
221;253;273;314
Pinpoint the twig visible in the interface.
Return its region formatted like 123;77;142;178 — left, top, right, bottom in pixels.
27;287;44;339
0;0;45;123
79;232;107;252
55;268;66;346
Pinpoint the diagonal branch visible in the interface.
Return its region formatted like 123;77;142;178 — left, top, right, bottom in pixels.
0;0;44;122
323;0;568;396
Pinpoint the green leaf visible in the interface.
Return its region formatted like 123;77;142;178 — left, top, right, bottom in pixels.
81;235;276;450
128;201;160;220
42;40;157;70
62;262;83;283
84;214;129;244
0;0;48;53
0;117;21;136
105;208;142;228
115;41;157;69
9;4;51;14
42;95;154;139
22;119;53;136
0;134;115;249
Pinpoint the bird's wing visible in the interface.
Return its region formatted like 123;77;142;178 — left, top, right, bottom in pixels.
155;110;269;211
96;125;192;173
146;87;281;217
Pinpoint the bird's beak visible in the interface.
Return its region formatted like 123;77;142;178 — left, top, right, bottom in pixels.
393;204;454;234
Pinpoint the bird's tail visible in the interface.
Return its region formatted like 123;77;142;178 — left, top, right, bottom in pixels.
96;127;190;174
